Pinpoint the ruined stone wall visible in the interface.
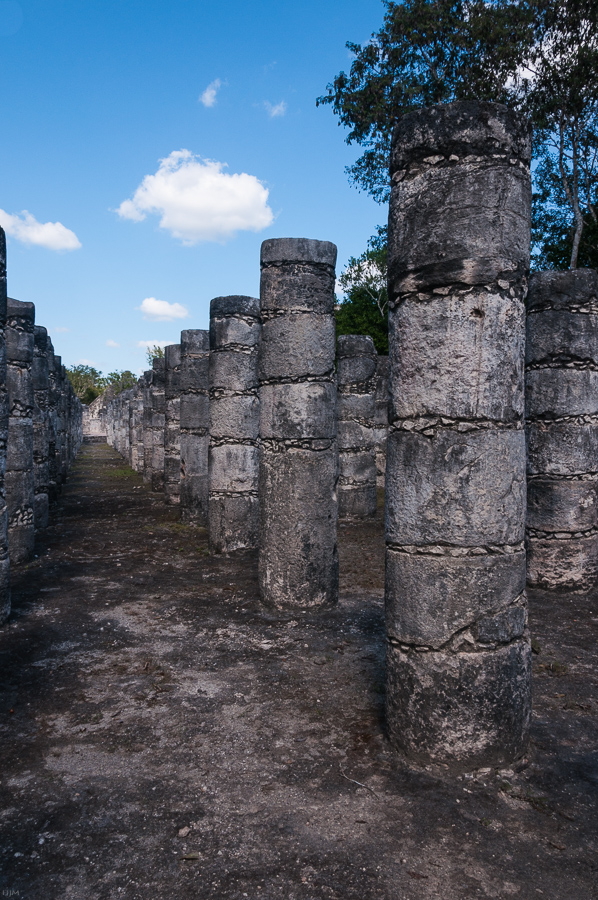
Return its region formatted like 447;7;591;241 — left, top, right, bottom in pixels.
526;269;598;590
33;326;50;530
385;101;532;769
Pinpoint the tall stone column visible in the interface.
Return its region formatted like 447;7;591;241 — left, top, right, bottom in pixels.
385;101;532;768
6;298;36;564
373;355;389;487
259;238;338;609
337;334;378;518
179;330;210;524
33;326;50;530
148;357;166;492
164;344;182;504
0;230;10;623
46;339;59;503
208;296;261;552
526;269;598;590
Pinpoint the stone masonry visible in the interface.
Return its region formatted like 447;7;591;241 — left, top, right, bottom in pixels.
526;269;598;590
6;298;36;565
385;101;532;768
179;330;210;525
337;334;378;518
164;344;182;505
0;230;9;623
258;238;339;609
209;296;261;553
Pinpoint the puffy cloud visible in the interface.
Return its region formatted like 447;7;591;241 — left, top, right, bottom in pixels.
200;78;222;107
264;100;286;118
106;339;120;347
54;326;70;333
137;340;170;350
137;297;189;322
0;209;81;251
116;149;273;244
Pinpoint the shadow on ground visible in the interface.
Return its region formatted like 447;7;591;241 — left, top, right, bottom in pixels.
0;443;596;899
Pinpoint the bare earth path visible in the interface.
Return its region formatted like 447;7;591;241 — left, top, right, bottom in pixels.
0;442;597;900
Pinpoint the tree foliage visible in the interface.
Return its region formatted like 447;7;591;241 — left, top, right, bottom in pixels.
66;365;138;405
336;227;389;354
318;0;598;268
145;345;165;366
66;365;105;405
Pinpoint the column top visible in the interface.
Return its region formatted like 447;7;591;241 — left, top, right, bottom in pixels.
210;295;260;320
390;100;531;173
7;296;35;325
261;238;337;268
181;329;209;354
528;268;598;313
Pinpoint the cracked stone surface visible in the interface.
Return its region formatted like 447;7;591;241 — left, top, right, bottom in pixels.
0;443;596;899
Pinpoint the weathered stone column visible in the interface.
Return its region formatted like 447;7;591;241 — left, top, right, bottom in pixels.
179;330;210;524
147;357;166;492
337;335;378;518
129;381;144;472
259;238;338;609
6;298;36;564
0;230;10;623
526;269;598;590
208;296;261;552
385;101;531;768
46;339;60;502
33;326;50;530
164;344;182;504
373;355;389;487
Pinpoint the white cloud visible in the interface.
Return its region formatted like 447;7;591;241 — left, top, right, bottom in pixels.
54;326;70;333
200;78;222;107
0;209;81;251
137;340;170;350
116;149;273;244
137;297;189;322
106;339;120;348
264;100;286;118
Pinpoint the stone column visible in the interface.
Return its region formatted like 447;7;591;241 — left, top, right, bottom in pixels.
526;269;598;590
373;355;389;487
0;230;10;623
385;101;531;768
33;326;50;530
129;381;144;473
46;339;59;502
164;344;182;504
148;358;166;491
179;330;210;524
6;298;36;564
208;296;261;552
337;334;378;518
259;238;338;609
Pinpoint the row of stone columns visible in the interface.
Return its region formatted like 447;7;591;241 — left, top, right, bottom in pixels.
0;226;83;624
100;99;598;771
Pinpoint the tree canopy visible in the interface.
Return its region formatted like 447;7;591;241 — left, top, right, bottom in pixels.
66;365;138;405
318;0;598;269
336;226;389;354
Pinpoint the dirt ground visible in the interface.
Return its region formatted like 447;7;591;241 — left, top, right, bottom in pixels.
0;441;596;900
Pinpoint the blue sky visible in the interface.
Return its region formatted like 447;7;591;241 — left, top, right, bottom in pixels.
0;0;385;375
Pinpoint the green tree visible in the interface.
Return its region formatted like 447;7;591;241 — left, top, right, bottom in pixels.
318;0;598;269
104;370;138;394
66;364;104;405
145;344;165;366
336;226;389;354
